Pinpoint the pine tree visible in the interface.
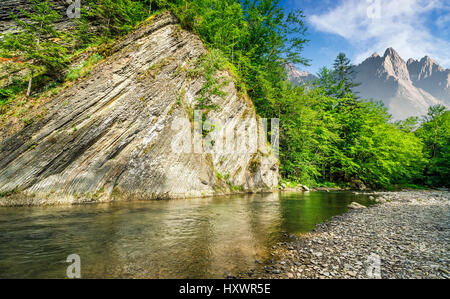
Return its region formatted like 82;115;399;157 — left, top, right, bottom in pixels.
332;53;360;98
81;0;149;37
0;0;68;97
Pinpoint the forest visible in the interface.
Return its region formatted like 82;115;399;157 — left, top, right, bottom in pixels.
0;0;448;190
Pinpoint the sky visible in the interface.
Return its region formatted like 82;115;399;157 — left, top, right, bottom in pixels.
280;0;450;75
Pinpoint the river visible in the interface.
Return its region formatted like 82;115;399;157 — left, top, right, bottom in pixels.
0;191;374;278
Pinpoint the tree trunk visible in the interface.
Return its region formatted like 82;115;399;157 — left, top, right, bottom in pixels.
27;69;33;97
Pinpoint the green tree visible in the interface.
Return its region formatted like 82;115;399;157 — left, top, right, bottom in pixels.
416;105;450;187
316;67;339;97
0;0;68;97
396;116;420;133
275;83;341;185
332;53;360;98
75;0;151;42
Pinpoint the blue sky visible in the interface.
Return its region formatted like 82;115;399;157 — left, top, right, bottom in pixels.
280;0;450;75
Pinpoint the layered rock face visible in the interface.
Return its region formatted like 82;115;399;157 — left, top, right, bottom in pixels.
0;12;278;206
354;48;449;120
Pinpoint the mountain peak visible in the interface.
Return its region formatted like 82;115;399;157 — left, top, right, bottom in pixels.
384;47;400;58
421;55;432;62
381;47;410;82
285;63;317;86
371;52;380;58
407;58;416;65
419;55;439;68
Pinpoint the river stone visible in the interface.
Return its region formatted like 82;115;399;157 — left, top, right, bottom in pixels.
348;202;367;209
376;197;387;203
0;12;278;206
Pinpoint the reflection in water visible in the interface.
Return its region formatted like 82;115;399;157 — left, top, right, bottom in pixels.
0;192;373;278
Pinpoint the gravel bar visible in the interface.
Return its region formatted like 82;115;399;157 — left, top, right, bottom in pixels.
242;191;449;279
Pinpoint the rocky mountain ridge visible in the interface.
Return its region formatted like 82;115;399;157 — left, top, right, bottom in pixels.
407;56;450;103
285;63;317;85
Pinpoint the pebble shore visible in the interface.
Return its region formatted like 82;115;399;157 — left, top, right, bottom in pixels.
242;190;449;279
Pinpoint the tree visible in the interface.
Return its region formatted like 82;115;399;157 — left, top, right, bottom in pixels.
0;0;68;97
79;0;150;38
332;53;360;98
316;67;339;97
416;105;450;187
396;116;420;133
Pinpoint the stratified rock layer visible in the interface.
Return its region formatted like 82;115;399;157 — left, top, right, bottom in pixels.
0;12;278;206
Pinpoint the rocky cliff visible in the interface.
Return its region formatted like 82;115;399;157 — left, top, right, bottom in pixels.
0;12;279;206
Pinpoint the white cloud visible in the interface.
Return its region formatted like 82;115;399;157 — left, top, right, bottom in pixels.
436;12;450;30
309;0;450;67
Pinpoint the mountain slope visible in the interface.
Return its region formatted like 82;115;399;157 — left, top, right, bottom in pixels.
407;56;450;104
0;12;278;206
354;48;448;120
285;63;317;85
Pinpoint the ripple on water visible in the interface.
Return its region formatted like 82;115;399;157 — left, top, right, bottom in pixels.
0;191;374;278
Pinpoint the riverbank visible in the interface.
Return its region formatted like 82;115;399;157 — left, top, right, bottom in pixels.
241;190;449;279
0;189;281;207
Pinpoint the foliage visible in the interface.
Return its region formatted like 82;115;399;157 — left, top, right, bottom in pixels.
274;75;426;189
0;0;69;96
332;53;360;97
188;49;229;110
78;0;149;38
415;105;450;187
66;54;103;82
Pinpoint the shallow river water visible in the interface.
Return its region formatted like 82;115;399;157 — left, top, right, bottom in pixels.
0;191;374;278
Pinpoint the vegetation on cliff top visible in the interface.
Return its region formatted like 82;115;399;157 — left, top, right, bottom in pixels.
0;0;448;189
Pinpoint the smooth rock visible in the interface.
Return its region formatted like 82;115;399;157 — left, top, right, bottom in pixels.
348;202;367;209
